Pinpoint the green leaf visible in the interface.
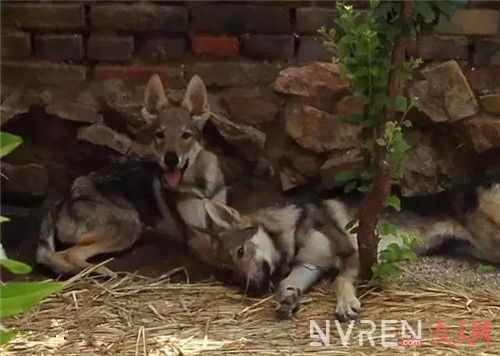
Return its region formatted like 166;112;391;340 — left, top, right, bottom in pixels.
415;1;436;23
394;95;408;112
334;170;361;182
343;114;366;123
476;264;496;274
345;217;359;232
378;221;398;236
0;259;32;274
0;281;63;318
376;138;387;146
354;66;369;78
392;138;411;156
344;181;357;194
360;170;374;181
385;195;401;211
0;132;23;158
0;216;9;224
0;328;16;345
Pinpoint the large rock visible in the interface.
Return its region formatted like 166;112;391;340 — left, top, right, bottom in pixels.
409;60;478;122
208;111;266;159
284;144;324;179
320;149;365;190
77;124;132;155
1;163;49;202
95;80;146;129
273;62;349;97
218;86;284;125
284;103;360;153
479;93;500;115
279;166;308;191
399;129;462;197
0;88;32;124
454;114;500;154
335;95;364;118
273;62;350;113
1;85;102;125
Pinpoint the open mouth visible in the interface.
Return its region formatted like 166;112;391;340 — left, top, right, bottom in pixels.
162;159;189;188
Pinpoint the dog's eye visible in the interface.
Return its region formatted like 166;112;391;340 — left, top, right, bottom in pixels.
155;131;165;139
181;132;192;140
236;246;245;259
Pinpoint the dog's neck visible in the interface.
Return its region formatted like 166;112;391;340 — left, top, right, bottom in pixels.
250;226;284;275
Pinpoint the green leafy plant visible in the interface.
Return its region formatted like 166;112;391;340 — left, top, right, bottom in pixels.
320;0;467;281
476;264;496;274
0;131;64;345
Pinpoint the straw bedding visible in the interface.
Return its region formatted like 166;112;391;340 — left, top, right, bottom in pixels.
4;266;500;356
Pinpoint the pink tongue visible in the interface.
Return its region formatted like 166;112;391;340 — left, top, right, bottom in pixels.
164;171;181;187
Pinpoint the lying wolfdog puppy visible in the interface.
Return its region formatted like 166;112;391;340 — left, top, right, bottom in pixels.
36;73;226;276
409;179;500;264
188;198;362;321
188;180;499;321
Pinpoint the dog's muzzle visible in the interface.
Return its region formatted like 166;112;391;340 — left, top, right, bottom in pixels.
161;159;189;188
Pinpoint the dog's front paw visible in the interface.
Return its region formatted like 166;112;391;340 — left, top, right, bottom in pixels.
276;287;299;320
335;293;361;322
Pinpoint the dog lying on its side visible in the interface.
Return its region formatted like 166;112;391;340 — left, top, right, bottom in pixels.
35;73;227;277
187;179;500;321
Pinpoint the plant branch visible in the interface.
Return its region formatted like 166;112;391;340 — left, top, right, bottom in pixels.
356;0;413;281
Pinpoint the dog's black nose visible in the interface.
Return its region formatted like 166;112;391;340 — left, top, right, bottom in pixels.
164;152;179;168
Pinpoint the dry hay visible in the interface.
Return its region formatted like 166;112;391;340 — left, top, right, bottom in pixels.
3;266;500;356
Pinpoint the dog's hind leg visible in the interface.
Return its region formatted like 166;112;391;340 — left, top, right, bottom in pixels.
52;230;138;277
410;221;473;256
333;252;361;322
276;263;322;320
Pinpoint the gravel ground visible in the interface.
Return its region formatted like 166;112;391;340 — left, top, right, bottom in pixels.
397;254;500;289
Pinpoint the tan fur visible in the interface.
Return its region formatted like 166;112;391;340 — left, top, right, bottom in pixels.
459;185;500;263
43;231;123;277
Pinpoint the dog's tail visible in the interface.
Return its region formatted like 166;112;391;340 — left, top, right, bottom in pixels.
35;203;74;275
35;209;58;268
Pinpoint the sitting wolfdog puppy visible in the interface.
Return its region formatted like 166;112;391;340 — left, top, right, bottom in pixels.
188;179;499;321
36;74;226;277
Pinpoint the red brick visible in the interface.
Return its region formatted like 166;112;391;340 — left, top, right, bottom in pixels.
474;39;500;66
91;4;188;32
462;66;500;94
93;65;185;88
2;4;84;30
418;35;468;61
187;61;282;87
242;35;295;60
137;38;186;62
296;7;336;35
87;35;134;62
191;36;239;57
35;34;84;61
1;32;31;60
436;9;499;35
190;5;290;34
1;61;86;85
298;36;331;62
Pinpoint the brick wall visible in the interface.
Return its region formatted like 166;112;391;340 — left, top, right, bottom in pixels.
1;1;499;88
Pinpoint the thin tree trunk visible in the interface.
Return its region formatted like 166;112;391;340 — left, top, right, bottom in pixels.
356;0;413;281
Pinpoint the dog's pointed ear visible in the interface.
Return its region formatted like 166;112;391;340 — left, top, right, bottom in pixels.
187;227;219;268
143;74;169;116
183;75;210;129
203;200;242;230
